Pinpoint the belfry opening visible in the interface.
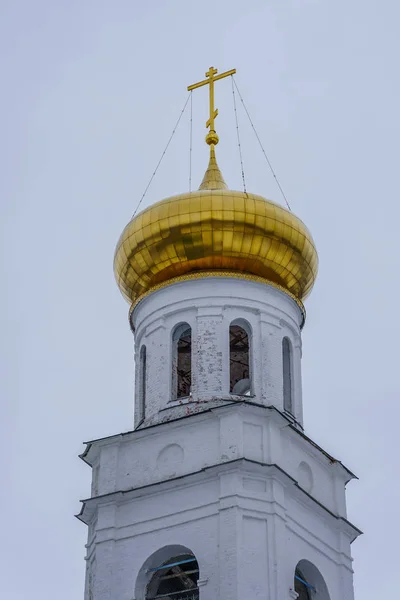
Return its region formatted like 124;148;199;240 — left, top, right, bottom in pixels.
146;554;199;600
295;568;312;600
172;324;192;399
229;322;251;395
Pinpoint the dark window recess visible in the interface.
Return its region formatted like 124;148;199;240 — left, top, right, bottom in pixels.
172;325;192;399
282;337;293;413
139;345;146;419
229;324;251;395
295;569;311;600
146;555;199;600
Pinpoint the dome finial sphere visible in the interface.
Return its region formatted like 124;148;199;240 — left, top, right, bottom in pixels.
206;131;219;145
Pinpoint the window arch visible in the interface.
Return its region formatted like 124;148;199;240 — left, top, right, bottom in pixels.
146;553;199;600
172;324;192;400
139;345;147;420
294;560;331;600
282;336;293;413
229;320;251;395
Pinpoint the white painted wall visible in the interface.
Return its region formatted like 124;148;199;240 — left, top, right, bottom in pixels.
79;277;359;600
131;277;304;428
80;403;359;600
84;403;352;522
82;457;357;600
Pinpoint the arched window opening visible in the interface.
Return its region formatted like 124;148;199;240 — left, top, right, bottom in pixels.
230;323;251;395
295;569;312;600
146;554;199;600
172;324;192;399
283;337;293;413
139;345;147;419
294;560;331;600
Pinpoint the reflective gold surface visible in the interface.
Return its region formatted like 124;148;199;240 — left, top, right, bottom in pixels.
114;149;318;305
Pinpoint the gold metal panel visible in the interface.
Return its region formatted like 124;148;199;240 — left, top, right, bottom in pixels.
115;188;318;304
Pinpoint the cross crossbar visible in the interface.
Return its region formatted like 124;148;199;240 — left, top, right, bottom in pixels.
187;66;236;144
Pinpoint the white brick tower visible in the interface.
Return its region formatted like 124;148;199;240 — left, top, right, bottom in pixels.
78;67;360;600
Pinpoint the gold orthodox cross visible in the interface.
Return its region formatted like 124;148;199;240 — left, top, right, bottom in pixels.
188;66;236;145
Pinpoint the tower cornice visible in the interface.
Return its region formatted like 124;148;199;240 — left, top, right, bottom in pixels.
79;401;356;482
76;457;362;545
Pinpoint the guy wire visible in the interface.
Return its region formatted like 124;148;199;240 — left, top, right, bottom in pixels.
132;93;191;218
232;76;291;211
231;75;247;194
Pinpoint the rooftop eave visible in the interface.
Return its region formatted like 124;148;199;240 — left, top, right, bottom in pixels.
78;401;357;482
76;458;362;541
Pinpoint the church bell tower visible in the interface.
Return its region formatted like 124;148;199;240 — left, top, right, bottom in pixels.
77;67;361;600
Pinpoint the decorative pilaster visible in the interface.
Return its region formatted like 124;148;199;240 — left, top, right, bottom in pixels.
260;316;282;408
195;308;224;400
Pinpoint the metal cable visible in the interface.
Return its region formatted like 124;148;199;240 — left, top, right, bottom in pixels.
232;76;291;211
189;91;193;192
132;93;191;218
231;76;247;194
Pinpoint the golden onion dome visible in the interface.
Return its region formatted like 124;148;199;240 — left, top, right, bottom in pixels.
114;146;318;307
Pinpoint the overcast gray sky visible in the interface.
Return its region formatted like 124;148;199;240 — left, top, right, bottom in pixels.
2;1;399;598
